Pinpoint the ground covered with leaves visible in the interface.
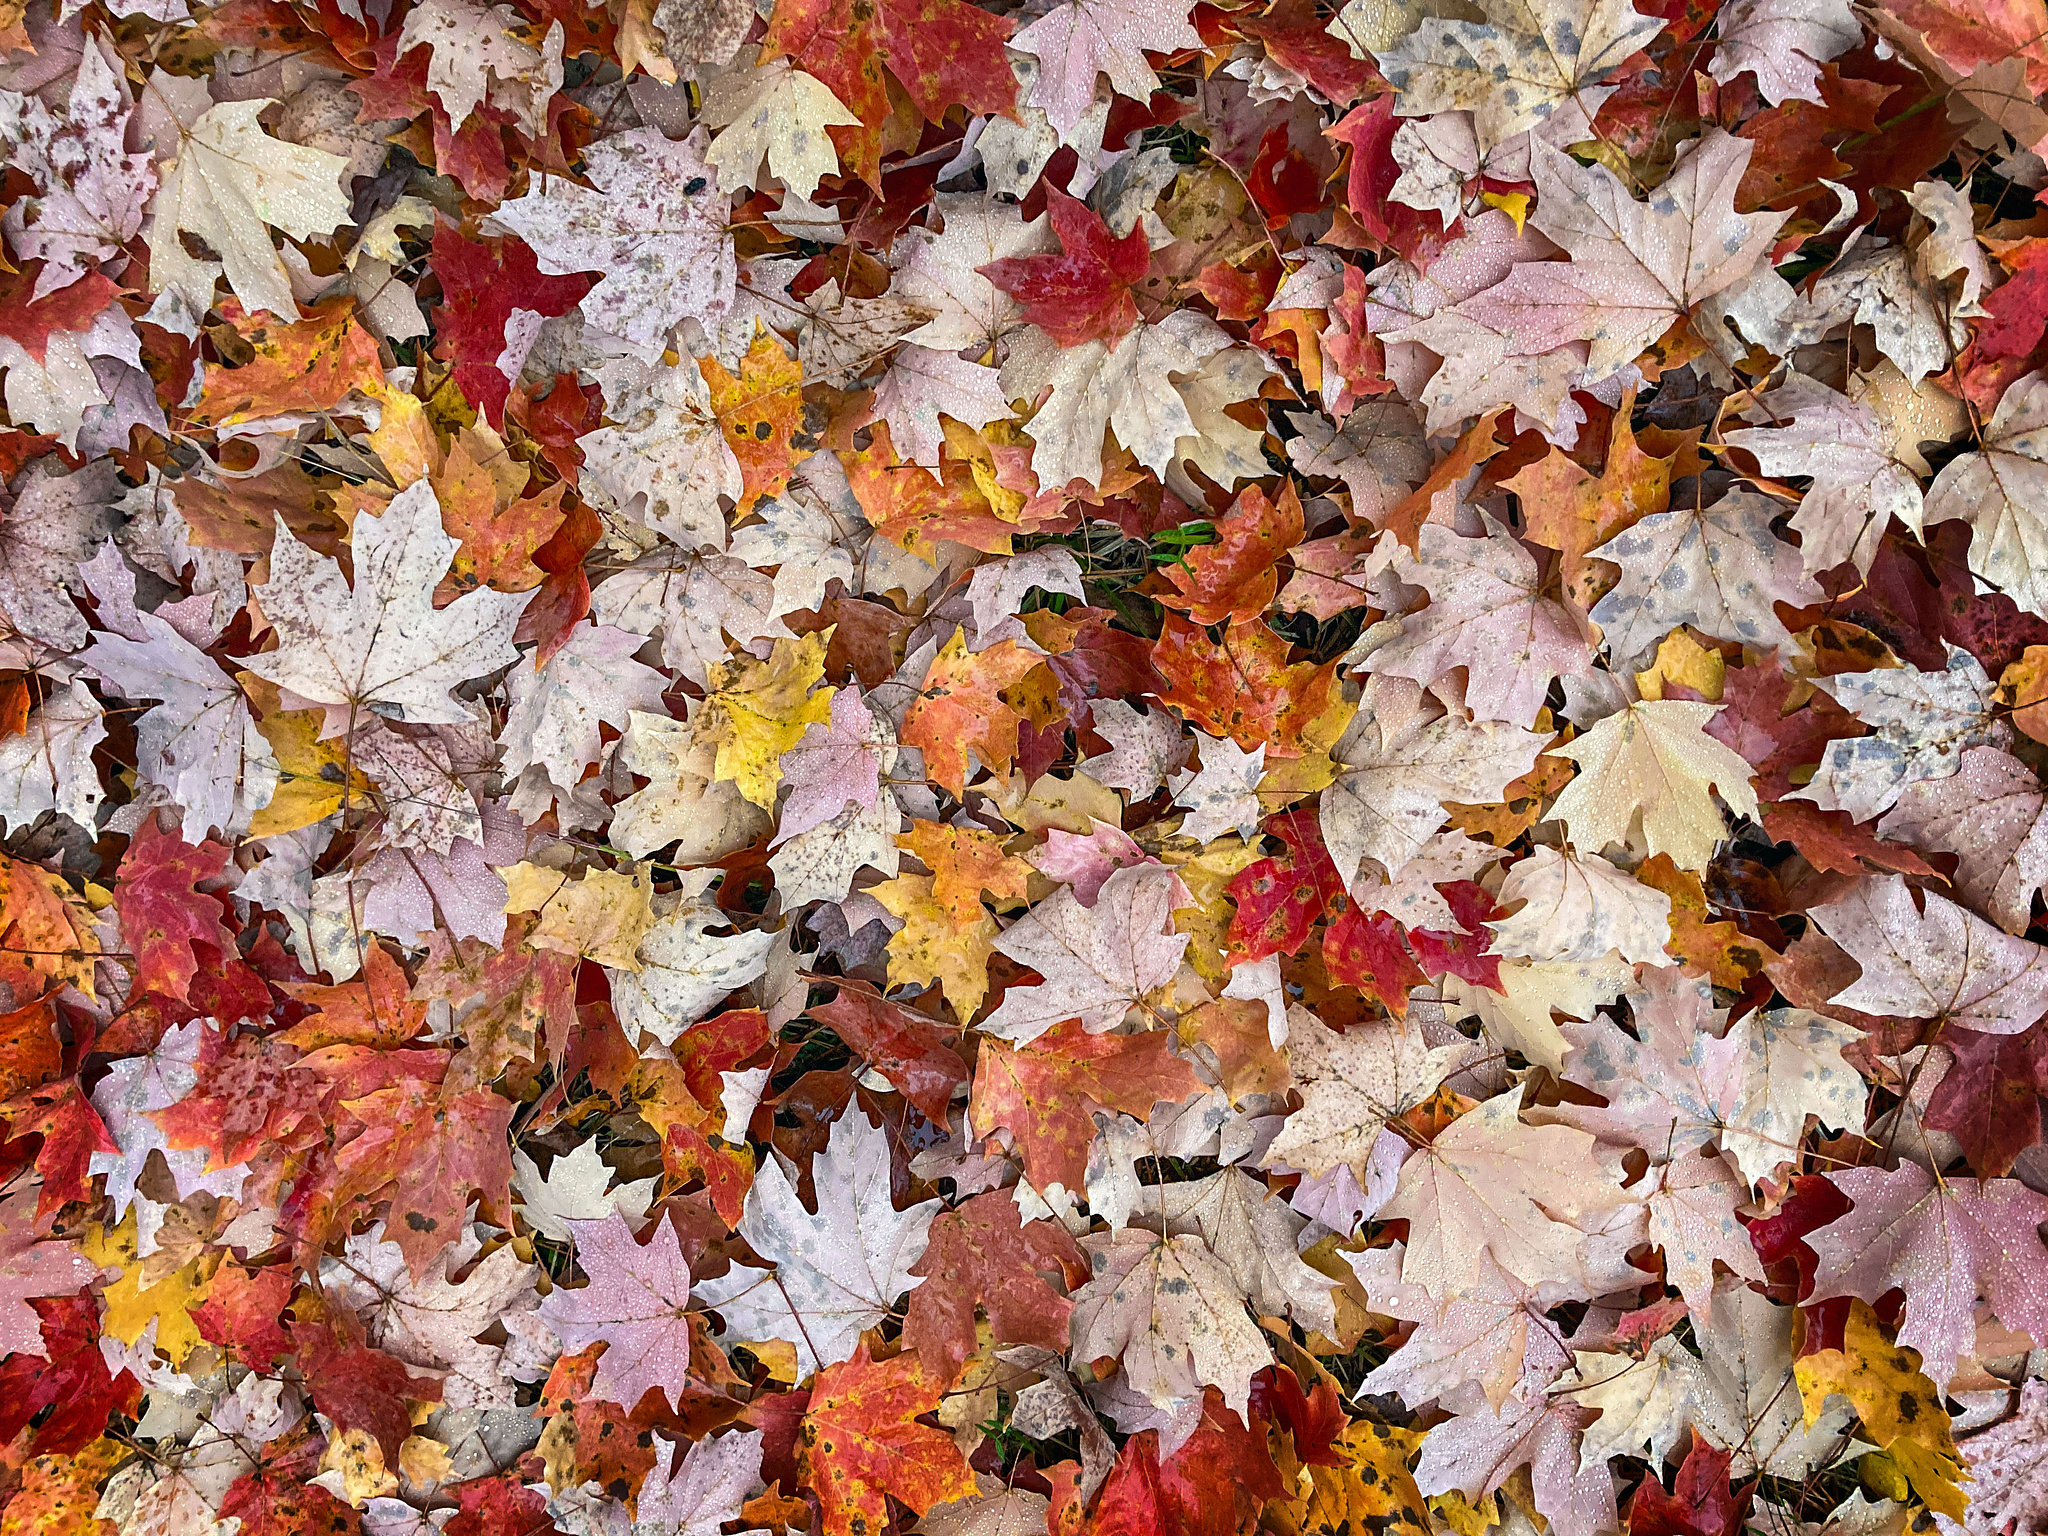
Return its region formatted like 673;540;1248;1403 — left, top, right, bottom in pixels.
4;0;2048;1533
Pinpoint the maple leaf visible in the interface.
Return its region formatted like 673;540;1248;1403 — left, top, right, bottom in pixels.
537;1211;697;1413
1796;646;2011;821
1723;374;1930;579
800;1342;977;1536
1810;874;2048;1035
1351;1244;1570;1410
903;629;1045;798
1941;1375;2048;1536
609;883;778;1048
1923;1022;2048;1176
90;1018;253;1224
1628;1432;1754;1536
1544;701;1760;872
2;1435;127;1536
760;0;1015;188
694;631;834;810
427;225;592;428
969;1020;1202;1192
1069;1225;1273;1417
1379;1091;1626;1297
1158;481;1305;627
0;1081;107;1228
1717;1004;1865;1187
396;0;564;132
1587;492;1821;667
191;299;385;429
700;324;810;514
1507;406;1679;611
999;310;1262;492
1154;615;1340;756
0;679;105;837
0;457;118;651
810;981;968;1122
490;127;735;357
498;623;668;808
1452;133;1788;383
981;189;1150;349
1546;969;1739;1149
702;55;861;204
593;549;790;688
1643;1147;1768;1314
326;1222;541;1410
1927;370;2048;621
141;73;352;320
112;819;237;1004
901;1189;1086;1384
579;361;742;552
0;1191;98;1360
243;481;531;735
512;1140;657;1240
1263;1014;1462;1180
1098;1399;1289;1536
637;1430;767;1536
1371;0;1663;153
1172;734;1268;843
1142;1168;1343;1337
0;44;155;297
1487;844;1674;966
891;193;1049;354
1708;0;1860;103
694;1112;940;1376
980;863;1189;1042
1880;746;2048;935
323;1079;516;1279
1795;1301;1965;1518
1362;516;1593;729
1009;0;1203;138
1566;1333;1698;1466
1806;1161;2048;1389
873;872;999;1018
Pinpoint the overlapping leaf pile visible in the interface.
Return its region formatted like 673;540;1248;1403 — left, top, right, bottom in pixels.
4;0;2048;1532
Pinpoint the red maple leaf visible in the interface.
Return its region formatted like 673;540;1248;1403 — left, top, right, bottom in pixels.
901;1188;1089;1384
193;1262;297;1370
430;226;592;427
290;1303;443;1466
113;819;238;1004
810;982;968;1123
980;189;1152;348
0;1293;141;1455
0;1077;120;1216
0;267;124;364
799;1343;976;1536
763;0;1015;188
221;1470;368;1536
1093;1392;1286;1536
1627;1430;1752;1536
151;1027;327;1170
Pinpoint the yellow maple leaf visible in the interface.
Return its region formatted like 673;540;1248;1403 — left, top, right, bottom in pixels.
871;873;996;1020
244;673;369;836
2;1438;126;1536
1635;628;1726;701
699;633;835;810
503;861;655;971
699;323;807;514
1167;836;1263;981
1795;1300;1967;1520
899;821;1034;931
1273;1419;1431;1536
82;1213;215;1366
